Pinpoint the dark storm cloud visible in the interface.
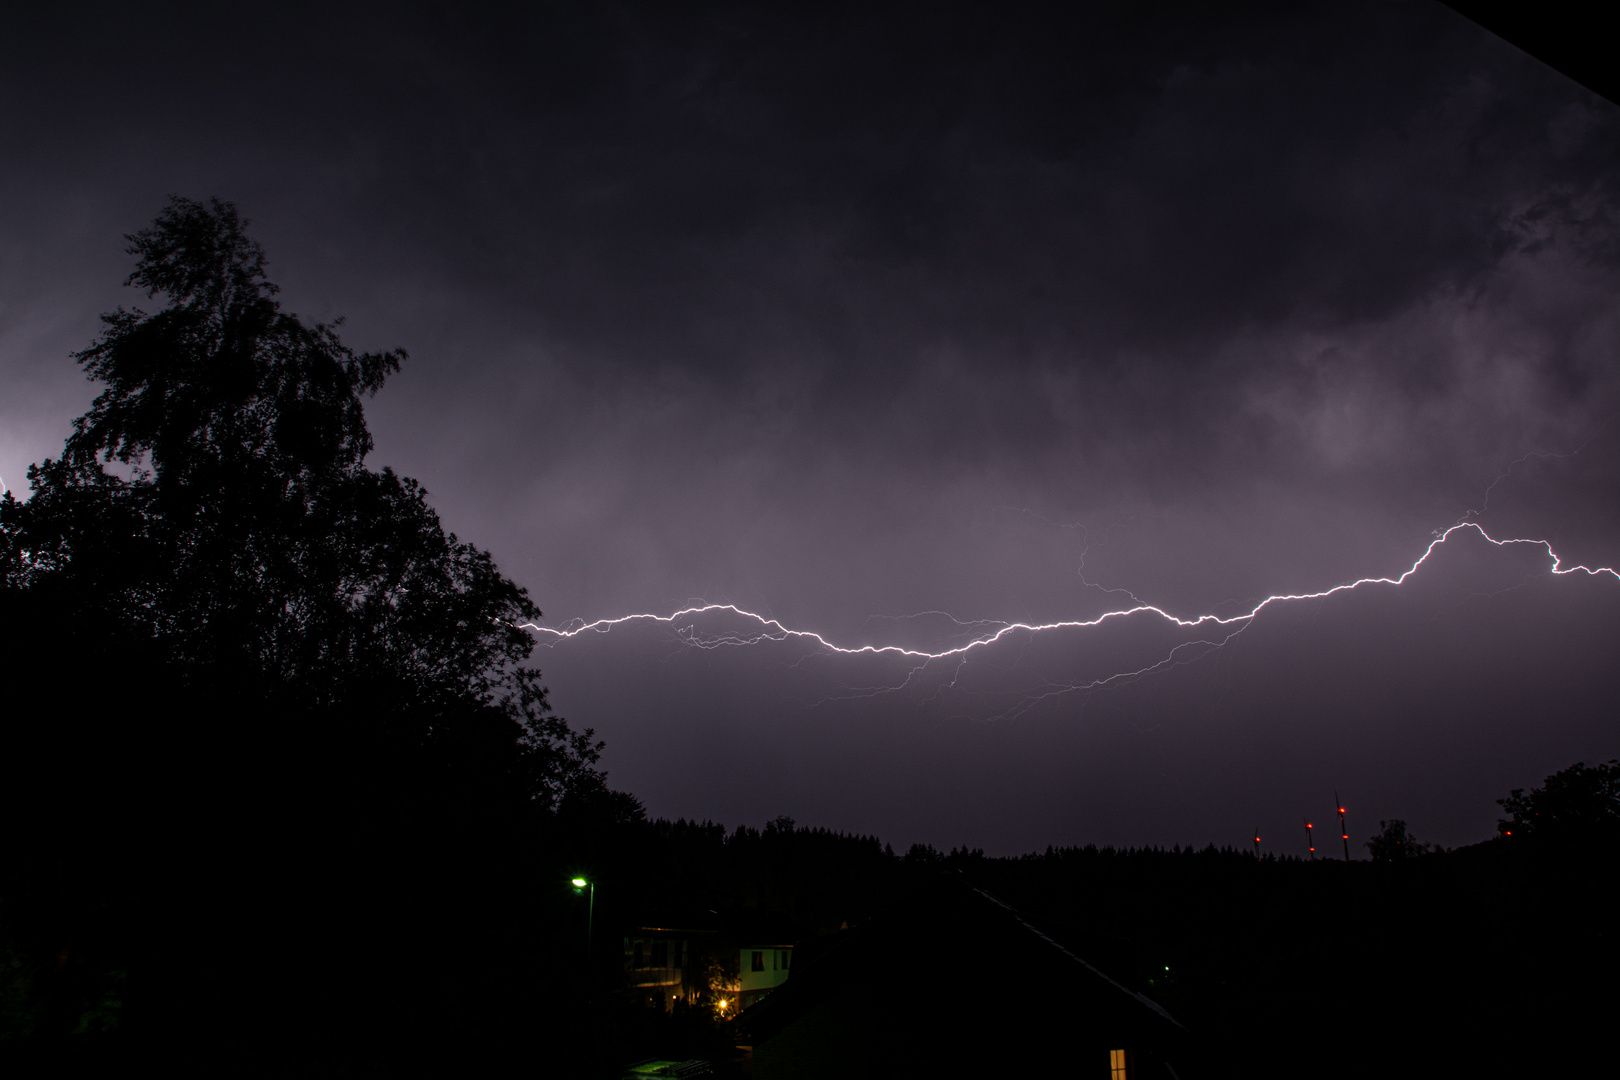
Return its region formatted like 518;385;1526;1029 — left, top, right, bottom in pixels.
4;2;1618;849
11;5;1613;379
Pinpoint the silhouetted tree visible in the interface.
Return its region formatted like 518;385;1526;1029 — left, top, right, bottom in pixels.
1497;760;1620;844
1364;819;1433;862
2;197;600;801
0;197;620;1068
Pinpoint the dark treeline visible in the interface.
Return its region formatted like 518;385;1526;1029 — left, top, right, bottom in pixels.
2;200;1615;1077
643;818;896;929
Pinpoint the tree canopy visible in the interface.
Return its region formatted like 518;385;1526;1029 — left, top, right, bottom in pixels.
1363;818;1435;862
2;196;602;807
0;198;629;1067
1497;759;1620;844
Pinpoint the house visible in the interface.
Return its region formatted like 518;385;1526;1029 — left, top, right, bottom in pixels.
731;874;1192;1079
733;943;793;1011
709;910;801;1015
623;919;711;1012
622;909;802;1015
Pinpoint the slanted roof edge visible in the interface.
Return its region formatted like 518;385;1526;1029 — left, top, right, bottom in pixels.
969;885;1183;1029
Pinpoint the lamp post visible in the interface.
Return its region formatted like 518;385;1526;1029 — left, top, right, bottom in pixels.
571;877;594;959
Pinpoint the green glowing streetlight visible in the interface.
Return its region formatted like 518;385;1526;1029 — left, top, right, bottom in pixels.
571;875;594;959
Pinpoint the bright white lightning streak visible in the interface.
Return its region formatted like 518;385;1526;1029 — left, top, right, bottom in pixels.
518;523;1619;667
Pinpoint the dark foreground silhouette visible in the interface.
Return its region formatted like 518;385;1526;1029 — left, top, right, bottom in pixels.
591;806;1616;1079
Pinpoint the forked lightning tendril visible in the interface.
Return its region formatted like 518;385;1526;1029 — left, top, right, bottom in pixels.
518;523;1618;665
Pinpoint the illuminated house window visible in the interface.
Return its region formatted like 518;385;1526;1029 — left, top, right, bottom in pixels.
1110;1048;1127;1079
752;951;766;972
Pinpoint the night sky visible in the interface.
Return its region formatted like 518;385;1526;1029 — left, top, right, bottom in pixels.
4;2;1618;854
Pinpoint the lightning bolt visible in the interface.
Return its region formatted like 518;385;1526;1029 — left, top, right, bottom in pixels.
522;523;1617;657
515;523;1619;720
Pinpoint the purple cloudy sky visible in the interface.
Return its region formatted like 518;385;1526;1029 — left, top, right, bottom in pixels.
3;2;1618;853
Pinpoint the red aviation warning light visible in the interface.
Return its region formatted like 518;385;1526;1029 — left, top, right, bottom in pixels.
1305;820;1316;858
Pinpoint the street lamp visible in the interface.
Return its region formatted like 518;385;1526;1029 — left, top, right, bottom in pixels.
571;876;594;959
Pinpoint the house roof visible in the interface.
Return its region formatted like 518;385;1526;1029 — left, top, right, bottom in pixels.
732;871;1184;1046
965;884;1178;1025
623;906;804;945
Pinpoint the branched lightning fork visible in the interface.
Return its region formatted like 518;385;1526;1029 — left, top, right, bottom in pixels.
519;523;1618;664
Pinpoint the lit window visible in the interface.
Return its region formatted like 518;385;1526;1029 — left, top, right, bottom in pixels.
751;951;765;971
1110;1048;1127;1080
